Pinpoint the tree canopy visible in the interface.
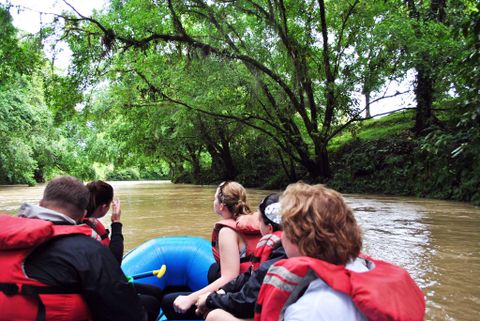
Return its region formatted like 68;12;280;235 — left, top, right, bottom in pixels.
1;0;478;202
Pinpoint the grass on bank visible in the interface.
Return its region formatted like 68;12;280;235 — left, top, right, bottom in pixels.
329;109;415;151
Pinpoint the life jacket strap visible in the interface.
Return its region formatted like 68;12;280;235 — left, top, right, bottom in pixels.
0;282;79;321
0;283;45;321
84;219;109;240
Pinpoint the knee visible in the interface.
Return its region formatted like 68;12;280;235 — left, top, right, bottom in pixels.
205;309;223;321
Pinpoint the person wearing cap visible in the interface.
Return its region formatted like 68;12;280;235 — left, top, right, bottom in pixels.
195;193;286;321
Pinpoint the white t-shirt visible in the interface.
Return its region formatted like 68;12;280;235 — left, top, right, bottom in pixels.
284;258;368;321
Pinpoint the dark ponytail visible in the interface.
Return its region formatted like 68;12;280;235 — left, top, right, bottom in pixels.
86;180;114;217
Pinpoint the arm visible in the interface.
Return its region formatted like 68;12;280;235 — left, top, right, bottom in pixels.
174;227;241;313
217;241;285;294
205;263;267;318
199;247;287;319
109;199;124;263
221;268;252;293
81;241;146;321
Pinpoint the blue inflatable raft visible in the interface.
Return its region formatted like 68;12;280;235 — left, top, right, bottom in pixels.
121;236;215;320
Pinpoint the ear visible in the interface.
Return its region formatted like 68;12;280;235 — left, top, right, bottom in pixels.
267;223;274;234
39;199;45;206
76;210;87;223
100;203;110;214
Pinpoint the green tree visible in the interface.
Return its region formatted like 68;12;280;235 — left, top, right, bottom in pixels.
0;5;97;183
58;0;419;181
0;7;49;184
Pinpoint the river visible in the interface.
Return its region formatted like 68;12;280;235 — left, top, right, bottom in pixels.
0;180;478;320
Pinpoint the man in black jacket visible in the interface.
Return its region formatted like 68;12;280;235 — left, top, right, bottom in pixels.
17;176;147;321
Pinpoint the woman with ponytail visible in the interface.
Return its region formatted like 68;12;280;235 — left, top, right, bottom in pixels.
85;181;164;321
162;181;261;320
85;180;124;263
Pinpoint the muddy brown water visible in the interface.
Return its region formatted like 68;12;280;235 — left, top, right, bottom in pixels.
1;180;479;320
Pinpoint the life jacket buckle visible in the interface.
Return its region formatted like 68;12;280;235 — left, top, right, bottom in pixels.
0;283;19;295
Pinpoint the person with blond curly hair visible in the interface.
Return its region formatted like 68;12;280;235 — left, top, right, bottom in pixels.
255;182;425;321
279;183;366;320
280;183;362;265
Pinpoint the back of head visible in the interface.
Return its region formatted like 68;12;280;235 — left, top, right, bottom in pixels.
85;180;114;217
259;192;282;231
281;182;362;265
42;176;90;221
217;181;251;219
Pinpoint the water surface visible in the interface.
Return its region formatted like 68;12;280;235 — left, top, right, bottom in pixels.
1;181;478;320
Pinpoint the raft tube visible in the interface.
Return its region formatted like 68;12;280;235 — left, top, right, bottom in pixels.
122;235;215;292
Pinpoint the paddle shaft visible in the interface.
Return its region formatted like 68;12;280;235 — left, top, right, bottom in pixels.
131;270;155;280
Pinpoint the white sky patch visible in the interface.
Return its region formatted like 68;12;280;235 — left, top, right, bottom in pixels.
7;0;105;33
6;0;106;71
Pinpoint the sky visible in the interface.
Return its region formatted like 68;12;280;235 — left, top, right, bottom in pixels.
6;0;105;33
4;0;106;70
4;0;414;116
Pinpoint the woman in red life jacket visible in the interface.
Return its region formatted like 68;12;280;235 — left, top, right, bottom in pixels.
195;192;286;321
162;181;261;320
85;181;163;321
255;183;425;321
84;180;124;263
209;181;263;278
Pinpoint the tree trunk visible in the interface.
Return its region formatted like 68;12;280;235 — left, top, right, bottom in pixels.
186;144;201;183
411;0;446;135
414;65;434;134
365;92;371;118
277;149;297;182
315;145;331;181
218;146;237;180
204;139;237;181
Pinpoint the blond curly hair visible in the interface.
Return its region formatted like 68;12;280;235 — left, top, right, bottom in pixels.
281;182;362;265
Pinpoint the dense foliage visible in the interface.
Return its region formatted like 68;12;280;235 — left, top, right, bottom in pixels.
1;1;478;204
0;7;50;184
330;111;480;204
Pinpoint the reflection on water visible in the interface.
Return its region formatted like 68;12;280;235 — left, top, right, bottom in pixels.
349;195;480;321
1;181;479;321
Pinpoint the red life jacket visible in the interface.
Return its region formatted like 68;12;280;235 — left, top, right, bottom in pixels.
250;231;283;270
83;217;110;246
211;217;262;273
0;215;100;321
255;255;425;321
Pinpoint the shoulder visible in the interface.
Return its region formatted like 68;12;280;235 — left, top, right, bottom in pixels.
55;233;104;246
236;214;260;231
47;234;111;258
270;244;287;259
218;225;239;240
26;234;114;277
285;279;366;321
215;218;238;233
215;219;236;230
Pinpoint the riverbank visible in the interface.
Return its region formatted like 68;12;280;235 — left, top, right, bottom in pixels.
327;110;480;206
168;110;480;206
2;109;478;206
